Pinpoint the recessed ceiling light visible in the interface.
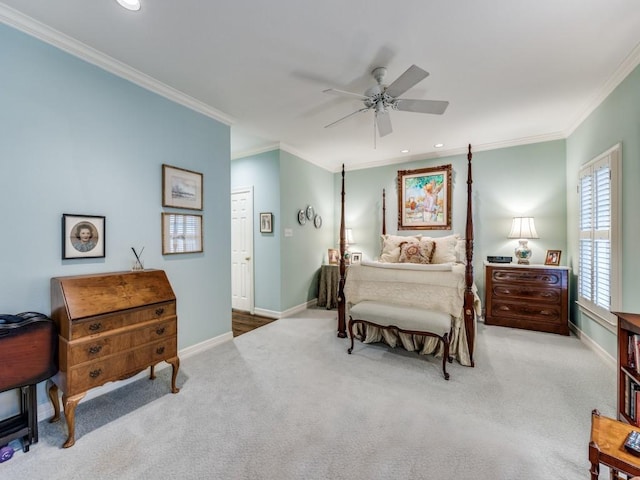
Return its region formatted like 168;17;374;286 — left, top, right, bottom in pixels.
434;143;444;148
400;149;410;154
116;0;141;11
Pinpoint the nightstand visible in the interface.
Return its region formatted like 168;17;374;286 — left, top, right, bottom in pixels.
484;262;569;335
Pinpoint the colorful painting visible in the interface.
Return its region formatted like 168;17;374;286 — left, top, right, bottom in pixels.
397;164;452;230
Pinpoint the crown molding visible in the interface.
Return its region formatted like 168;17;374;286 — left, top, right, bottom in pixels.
0;4;234;126
231;143;280;160
565;41;640;137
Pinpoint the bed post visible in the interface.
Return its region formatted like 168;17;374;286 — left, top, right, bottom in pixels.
464;144;475;367
337;164;347;338
382;188;386;236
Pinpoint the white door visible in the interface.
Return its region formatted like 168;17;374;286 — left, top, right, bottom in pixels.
231;188;253;312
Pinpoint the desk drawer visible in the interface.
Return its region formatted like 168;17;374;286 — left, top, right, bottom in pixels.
67;319;176;365
68;336;177;393
70;302;175;340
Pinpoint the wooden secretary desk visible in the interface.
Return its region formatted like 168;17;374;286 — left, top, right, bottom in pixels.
49;270;180;448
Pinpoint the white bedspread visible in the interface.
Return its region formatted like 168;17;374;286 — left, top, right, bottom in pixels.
344;261;481;366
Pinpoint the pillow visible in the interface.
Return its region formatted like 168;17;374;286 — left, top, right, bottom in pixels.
455;239;467;264
424;234;459;264
379;234;422;263
398;240;436;264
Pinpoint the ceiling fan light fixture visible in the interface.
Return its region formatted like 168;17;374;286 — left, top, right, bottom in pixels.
116;0;141;11
401;149;410;153
434;143;444;148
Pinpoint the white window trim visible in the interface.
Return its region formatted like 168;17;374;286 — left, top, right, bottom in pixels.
575;143;622;332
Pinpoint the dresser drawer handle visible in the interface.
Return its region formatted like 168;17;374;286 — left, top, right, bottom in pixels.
88;322;102;331
155;308;165;316
156;327;166;335
88;345;103;355
156;346;165;355
89;368;102;378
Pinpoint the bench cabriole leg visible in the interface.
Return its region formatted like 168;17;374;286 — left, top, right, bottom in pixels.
347;317;355;354
442;333;450;380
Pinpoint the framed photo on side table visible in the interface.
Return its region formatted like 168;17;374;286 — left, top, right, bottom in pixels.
328;248;339;265
544;249;561;266
162;164;203;210
62;214;106;259
350;252;362;265
260;213;273;233
162;213;203;254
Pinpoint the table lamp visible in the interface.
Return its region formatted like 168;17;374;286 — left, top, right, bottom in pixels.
508;217;538;264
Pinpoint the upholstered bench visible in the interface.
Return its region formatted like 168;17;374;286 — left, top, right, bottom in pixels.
347;301;453;380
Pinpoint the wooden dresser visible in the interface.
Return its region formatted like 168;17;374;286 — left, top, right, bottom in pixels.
49;270;180;448
484;263;569;335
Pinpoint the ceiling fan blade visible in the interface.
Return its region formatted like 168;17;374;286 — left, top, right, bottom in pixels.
376;110;393;137
384;65;429;98
324;107;370;129
395;99;449;115
322;88;369;101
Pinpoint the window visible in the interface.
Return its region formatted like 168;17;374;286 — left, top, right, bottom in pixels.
577;143;621;329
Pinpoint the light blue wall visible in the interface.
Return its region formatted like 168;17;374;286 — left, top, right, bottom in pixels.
231;150;282;312
335;141;568;300
279;151;335;310
0;24;231;416
566;64;640;357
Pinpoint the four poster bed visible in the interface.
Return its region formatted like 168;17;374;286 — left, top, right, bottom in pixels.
336;144;478;367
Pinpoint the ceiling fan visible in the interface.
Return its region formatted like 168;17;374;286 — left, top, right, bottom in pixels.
323;64;449;144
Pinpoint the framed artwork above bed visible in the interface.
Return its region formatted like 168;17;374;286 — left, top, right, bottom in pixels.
397;164;452;230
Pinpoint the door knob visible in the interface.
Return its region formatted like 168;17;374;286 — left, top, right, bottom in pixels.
245;256;251;261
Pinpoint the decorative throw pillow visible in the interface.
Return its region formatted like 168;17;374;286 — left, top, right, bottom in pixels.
398;240;436;264
379;234;422;263
424;234;459;264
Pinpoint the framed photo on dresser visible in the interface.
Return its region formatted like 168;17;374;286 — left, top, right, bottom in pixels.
544;250;561;266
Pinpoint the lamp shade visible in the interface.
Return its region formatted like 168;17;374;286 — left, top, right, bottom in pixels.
345;228;355;245
508;217;539;239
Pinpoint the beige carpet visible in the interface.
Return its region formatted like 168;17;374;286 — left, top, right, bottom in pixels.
1;308;616;479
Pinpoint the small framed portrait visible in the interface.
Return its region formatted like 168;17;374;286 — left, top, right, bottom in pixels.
62;214;106;259
350;252;362;265
328;248;339;265
544;249;561;266
260;212;273;233
162;164;203;210
162;213;203;255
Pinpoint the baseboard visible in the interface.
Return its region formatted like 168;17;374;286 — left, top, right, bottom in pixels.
254;298;319;319
570;321;616;370
36;330;234;421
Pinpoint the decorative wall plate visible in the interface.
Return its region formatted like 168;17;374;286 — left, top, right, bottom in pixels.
297;209;306;225
314;214;322;228
306;205;315;220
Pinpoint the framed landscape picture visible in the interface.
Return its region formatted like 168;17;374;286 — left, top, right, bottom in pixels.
397;164;452;230
62;214;106;259
162;213;203;254
162;164;203;210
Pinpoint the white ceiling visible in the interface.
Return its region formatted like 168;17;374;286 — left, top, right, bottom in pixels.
1;1;640;172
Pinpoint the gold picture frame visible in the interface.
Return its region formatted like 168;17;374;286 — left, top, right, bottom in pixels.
162;213;203;254
397;164;452;230
544;249;561;266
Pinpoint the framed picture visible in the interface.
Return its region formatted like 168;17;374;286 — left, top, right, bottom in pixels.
260;212;273;233
397;164;452;230
62;214;106;259
162;213;203;255
328;248;339;265
351;252;362;265
545;249;561;266
162;164;203;210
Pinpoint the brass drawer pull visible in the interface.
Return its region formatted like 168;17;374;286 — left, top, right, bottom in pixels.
156;327;166;335
156;346;165;355
155;308;165;316
88;322;102;331
89;368;102;378
88;345;103;355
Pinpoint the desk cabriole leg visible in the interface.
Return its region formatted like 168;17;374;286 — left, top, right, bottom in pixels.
168;356;180;393
61;392;86;448
48;381;60;423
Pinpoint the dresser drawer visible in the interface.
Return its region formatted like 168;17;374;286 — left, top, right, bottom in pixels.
67;336;177;394
70;301;175;340
490;300;563;324
491;269;564;287
490;284;562;304
67;319;177;365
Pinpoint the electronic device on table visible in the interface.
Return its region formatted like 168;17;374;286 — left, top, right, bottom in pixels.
487;256;512;264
